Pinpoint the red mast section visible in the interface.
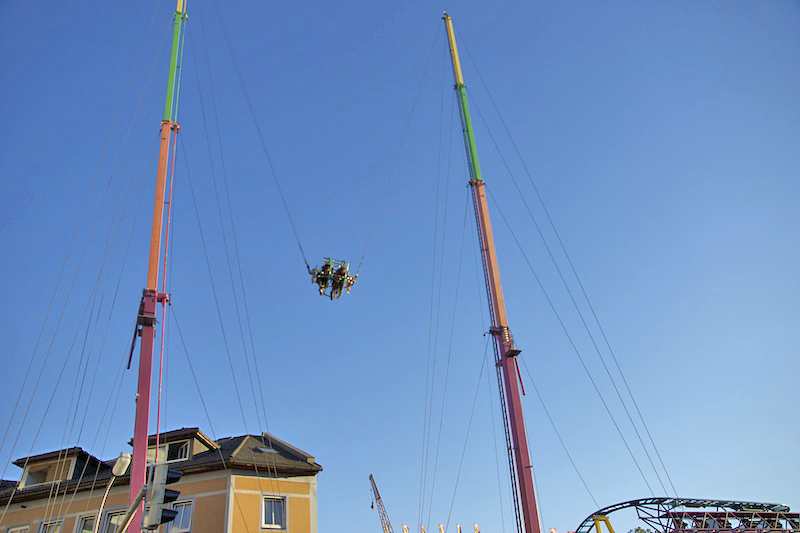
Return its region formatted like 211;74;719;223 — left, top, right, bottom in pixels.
130;0;187;530
443;13;542;533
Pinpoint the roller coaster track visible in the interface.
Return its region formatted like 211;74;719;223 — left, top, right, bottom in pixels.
575;498;799;533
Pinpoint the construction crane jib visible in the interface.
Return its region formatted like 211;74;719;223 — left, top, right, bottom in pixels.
370;474;395;533
443;12;542;533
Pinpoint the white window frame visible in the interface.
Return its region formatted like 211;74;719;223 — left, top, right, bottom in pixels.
147;440;191;464
38;520;63;533
168;500;193;533
102;509;126;533
261;496;287;530
8;526;30;533
75;514;96;533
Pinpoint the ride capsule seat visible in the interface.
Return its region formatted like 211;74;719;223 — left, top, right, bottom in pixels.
309;258;356;300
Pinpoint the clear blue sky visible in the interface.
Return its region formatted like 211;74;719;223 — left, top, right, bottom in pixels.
1;1;799;532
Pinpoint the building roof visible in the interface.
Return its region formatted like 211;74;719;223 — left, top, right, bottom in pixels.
1;429;321;505
174;433;322;476
11;447;99;468
126;427;218;450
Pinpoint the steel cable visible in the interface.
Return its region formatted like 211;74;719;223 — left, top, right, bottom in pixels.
171;305;256;533
468;92;670;497
186;23;265;431
356;22;444;275
426;195;469;532
181;133;280;501
192;2;282;482
0;1;164;478
49;123;158;523
208;0;310;272
419;33;452;529
53;143;156;520
468;203;509;533
457;31;678;498
0;15;170;491
520;359;600;508
485;188;656;496
444;338;490;533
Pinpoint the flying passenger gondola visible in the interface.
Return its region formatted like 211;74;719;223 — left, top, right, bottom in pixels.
308;258;356;300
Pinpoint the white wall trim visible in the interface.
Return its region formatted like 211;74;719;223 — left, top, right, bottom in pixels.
225;473;233;533
183;489;227;499
234;489;310;499
230;473;317;483
310;475;318;533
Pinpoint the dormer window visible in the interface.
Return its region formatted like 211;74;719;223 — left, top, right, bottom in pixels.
19;457;75;488
147;440;190;464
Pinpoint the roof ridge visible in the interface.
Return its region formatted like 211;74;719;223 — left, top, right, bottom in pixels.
259;432;315;461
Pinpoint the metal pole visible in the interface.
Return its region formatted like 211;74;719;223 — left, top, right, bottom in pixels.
120;485;148;533
442;13;542;533
129;1;187;531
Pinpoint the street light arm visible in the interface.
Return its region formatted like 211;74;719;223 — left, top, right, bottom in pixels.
93;452;132;533
92;475;116;533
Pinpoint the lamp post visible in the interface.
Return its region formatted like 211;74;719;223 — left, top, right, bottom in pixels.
92;452;131;533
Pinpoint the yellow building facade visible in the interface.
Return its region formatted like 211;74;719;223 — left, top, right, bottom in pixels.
0;428;321;533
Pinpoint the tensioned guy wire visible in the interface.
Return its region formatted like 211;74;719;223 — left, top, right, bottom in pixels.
457;29;677;497
420;32;452;529
485;187;656;496
208;0;310;271
467;91;670;497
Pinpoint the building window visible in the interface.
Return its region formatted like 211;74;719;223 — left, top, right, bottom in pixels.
77;515;96;533
20;458;76;488
103;511;126;533
167;441;189;462
8;527;30;533
169;501;192;532
25;468;48;486
261;497;286;529
38;521;62;533
147;440;190;464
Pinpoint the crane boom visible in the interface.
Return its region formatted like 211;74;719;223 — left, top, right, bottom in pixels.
443;12;542;533
370;474;395;533
130;0;187;530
